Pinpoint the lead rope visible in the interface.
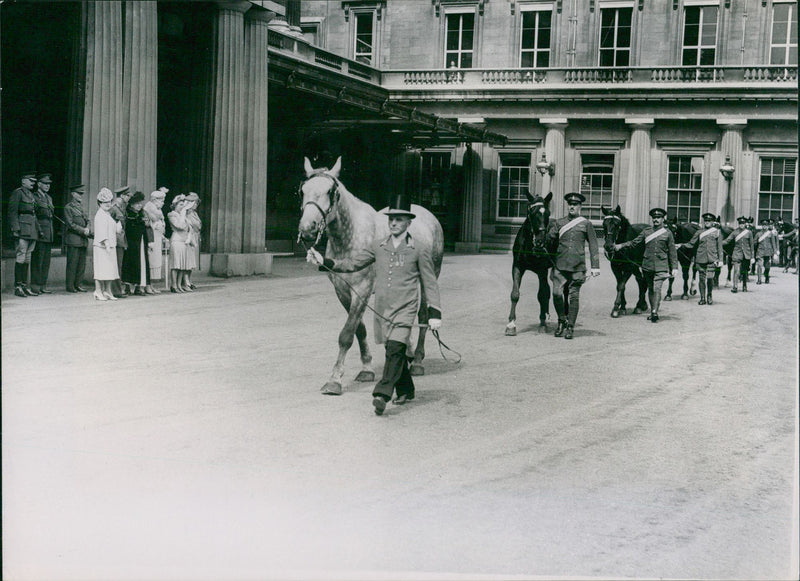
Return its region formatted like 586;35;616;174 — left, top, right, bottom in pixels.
300;237;462;365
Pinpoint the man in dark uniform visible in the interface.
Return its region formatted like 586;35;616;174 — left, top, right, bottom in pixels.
614;207;678;323
306;195;442;416
775;216;792;266
679;212;723;305
754;217;778;284
723;216;754;293
7;171;40;296
545;192;600;339
746;216;757;278
30;172;56;294
63;184;92;292
109;185;132;297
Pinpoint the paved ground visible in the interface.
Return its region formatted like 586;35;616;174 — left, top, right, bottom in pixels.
2;253;798;581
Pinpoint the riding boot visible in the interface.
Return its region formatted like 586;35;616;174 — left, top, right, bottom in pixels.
554;319;566;337
707;288;713;305
14;263;27;297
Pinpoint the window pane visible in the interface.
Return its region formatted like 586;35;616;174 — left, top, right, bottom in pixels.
684;23;699;46
537;51;550;67
600;50;614;67
771;47;786;65
447;28;459;50
461;53;472;68
682;48;697;66
699;48;715;65
773;21;788;43
462;28;474;50
616;50;630;66
521;52;535;68
538;28;551;49
618;24;631;47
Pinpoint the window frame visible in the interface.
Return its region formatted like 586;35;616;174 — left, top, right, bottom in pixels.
757;156;798;223
665;154;706;223
350;9;377;65
769;1;798;66
419;150;453;212
597;5;633;68
443;7;477;69
519;3;553;69
681;4;719;67
578;152;618;222
496;150;535;223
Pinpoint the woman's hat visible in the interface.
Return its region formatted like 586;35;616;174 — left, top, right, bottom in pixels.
185;192;200;203
97;187;113;203
171;194;186;209
649;207;667;218
150;189;166;200
129;191;145;206
158;186;169;194
384;194;416;219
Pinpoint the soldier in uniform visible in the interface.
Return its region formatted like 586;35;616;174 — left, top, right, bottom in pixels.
678;212;723;305
30;172;56;294
306;194;442;416
775;216;792;266
754;217;778;284
7;171;40;296
109;185;132;297
545;192;600;339
722;216;754;293
63;184;92;292
614;207;678;323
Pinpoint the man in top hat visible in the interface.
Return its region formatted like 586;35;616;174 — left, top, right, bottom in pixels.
754;217;779;284
722;216;754;292
63;184;92;292
29;172;56;294
545;192;600;339
614;207;678;323
7;171;40;296
306;194;442;416
109;185;132;297
678;212;723;305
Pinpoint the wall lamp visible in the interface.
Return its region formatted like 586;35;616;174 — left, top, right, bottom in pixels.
719;155;735;181
536;152;555;176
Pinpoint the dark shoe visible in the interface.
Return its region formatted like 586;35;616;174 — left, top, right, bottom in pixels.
765;278;769;284
707;294;713;305
554;320;566;337
731;287;738;293
373;396;387;416
75;286;88;292
39;287;53;294
756;280;762;285
650;314;659;323
189;284;197;290
66;288;78;293
742;285;748;292
698;299;706;305
134;288;146;296
14;285;27;297
564;325;574;339
170;287;179;293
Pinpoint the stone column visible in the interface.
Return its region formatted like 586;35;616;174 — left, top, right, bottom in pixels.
242;7;273;254
455;143;483;253
624;119;654;223
209;1;248;257
715;119;747;226
78;2;125;207
540;118;568;213
121;1;158;194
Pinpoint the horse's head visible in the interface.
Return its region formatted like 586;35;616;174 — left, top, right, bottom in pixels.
297;156;342;245
525;191;552;242
601;205;626;252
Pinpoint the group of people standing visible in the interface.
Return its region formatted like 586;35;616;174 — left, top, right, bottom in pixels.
7;171;203;301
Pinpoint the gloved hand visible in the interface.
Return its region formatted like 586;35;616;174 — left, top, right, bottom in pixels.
590;268;600;277
428;318;441;331
306;247;323;266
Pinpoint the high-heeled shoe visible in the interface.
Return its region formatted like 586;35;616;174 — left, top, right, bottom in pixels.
134;287;146;296
144;286;156;295
94;290;108;301
170;287;180;293
103;291;118;301
182;286;193;292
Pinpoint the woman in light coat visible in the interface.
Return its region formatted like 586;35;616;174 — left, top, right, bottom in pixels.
143;189;166;291
184;192;202;290
92;187;122;301
168;195;191;293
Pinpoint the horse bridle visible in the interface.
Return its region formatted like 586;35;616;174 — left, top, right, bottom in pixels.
603;214;622;255
527;201;549;248
297;174;340;246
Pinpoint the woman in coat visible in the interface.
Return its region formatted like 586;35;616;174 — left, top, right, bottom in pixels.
184;192;202;290
121;191;154;295
92;187;122;301
143;189;166;290
168;195;192;293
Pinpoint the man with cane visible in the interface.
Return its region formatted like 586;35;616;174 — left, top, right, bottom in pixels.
306;194;442;416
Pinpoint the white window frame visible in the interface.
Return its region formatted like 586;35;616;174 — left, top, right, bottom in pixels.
665;154;705;223
519;3;553;69
496;150;534;223
578;152;618;221
444;8;477;68
757;156;798;222
598;5;633;67
769;1;798;66
681;4;719;67
351;9;377;65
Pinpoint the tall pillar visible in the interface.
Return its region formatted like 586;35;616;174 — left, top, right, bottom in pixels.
540;118;568;213
242;7;273;253
78;2;125;207
121;1;158;194
624;119;654;223
455;143;483;253
209;0;248;256
715;119;747;226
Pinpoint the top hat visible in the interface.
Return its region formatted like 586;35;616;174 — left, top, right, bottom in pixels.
701;212;716;222
384;194;416;219
649;207;667;218
564;192;586;204
37;173;53;184
70;184;86;194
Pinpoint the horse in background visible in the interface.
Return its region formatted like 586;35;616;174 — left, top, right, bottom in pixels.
297;157;444;395
506;192;553;335
601;205;649;318
664;218;700;300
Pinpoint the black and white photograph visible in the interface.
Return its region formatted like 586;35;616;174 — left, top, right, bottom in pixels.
1;1;798;579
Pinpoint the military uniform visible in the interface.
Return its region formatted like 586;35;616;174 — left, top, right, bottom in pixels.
7;172;40;296
545;192;600;338
30;173;56;293
681;213;723;304
321;196;442;413
722;217;754;292
617;208;677;322
755;220;779;284
64;184;92;292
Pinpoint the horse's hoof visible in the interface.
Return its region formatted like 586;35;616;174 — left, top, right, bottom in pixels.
632;308;643;315
320;382;343;396
611;310;620;318
410;364;425;376
690;290;697;296
664;295;672;302
355;370;375;382
505;326;517;336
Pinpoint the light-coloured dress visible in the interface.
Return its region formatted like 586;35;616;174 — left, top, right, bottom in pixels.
168;210;196;270
186;209;202;270
143;200;166;279
93;207;122;280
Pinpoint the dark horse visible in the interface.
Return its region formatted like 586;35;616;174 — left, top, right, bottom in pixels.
297;157;444;395
506;192;553;335
601;205;649;318
664;218;700;300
